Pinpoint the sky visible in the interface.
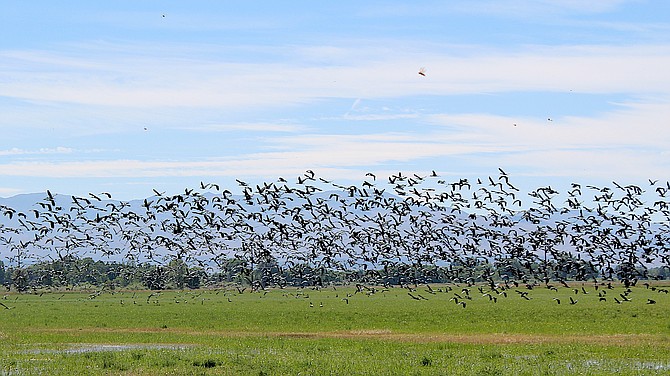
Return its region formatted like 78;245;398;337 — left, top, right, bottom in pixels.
1;0;670;200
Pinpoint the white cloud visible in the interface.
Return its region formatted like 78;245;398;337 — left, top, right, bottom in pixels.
2;4;669;199
428;99;670;149
0;147;73;156
443;0;633;18
2;43;670;111
537;0;631;13
426;98;670;181
341;113;419;121
177;122;307;133
358;0;632;19
0;130;500;179
494;148;669;181
0;95;667;184
0;187;22;197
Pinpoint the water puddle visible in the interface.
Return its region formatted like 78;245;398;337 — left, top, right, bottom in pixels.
567;359;670;372
24;343;193;354
634;361;670;371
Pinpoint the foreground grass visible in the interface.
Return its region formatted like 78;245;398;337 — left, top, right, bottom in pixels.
1;283;669;375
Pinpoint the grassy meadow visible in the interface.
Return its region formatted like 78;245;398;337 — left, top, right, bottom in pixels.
1;283;669;375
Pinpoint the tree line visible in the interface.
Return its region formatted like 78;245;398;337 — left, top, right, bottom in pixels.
2;171;670;289
1;256;668;293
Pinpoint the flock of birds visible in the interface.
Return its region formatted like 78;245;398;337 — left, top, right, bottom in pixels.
1;170;669;294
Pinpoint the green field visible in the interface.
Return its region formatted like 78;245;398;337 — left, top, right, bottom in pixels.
1;283;669;375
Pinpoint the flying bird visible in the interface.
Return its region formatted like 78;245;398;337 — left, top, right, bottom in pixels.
418;67;426;76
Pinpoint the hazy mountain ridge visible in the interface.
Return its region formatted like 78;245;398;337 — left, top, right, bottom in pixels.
1;176;668;287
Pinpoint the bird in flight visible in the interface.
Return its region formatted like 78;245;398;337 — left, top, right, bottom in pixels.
418;67;426;76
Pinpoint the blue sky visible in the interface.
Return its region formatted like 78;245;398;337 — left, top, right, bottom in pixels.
1;0;670;199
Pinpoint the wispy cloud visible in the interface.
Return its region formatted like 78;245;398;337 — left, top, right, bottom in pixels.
2;1;668;199
0;131;500;179
341;113;420;121
428;99;670;148
443;0;632;18
177;122;307;133
426;98;670;180
0;147;74;156
0;187;22;197
2;43;670;112
357;0;631;19
0;95;668;182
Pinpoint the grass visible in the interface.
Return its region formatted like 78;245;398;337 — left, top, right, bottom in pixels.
1;283;669;375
